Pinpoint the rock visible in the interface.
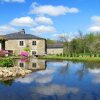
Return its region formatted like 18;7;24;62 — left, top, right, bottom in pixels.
25;70;32;74
3;73;8;78
0;72;3;77
20;70;25;76
12;73;16;77
8;72;13;77
0;66;32;79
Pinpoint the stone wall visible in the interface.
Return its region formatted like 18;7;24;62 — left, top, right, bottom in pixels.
5;39;46;55
47;48;63;55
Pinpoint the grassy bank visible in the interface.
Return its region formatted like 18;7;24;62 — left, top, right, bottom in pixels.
39;55;100;62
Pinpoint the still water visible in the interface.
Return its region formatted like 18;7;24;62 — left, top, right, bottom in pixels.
0;58;100;100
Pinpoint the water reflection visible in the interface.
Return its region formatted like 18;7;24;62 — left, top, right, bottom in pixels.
14;58;47;71
76;63;88;80
0;58;47;86
0;59;100;100
32;84;79;95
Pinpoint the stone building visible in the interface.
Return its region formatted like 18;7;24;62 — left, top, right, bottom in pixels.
47;43;63;55
0;29;46;56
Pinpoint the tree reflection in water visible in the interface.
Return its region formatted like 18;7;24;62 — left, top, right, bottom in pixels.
76;63;88;80
60;62;70;76
0;79;14;86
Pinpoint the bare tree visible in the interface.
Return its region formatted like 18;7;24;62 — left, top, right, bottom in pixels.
57;33;70;53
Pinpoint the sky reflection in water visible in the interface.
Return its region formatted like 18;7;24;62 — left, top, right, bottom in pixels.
0;59;100;100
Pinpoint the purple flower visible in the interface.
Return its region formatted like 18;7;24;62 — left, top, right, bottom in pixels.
20;51;28;57
20;58;29;62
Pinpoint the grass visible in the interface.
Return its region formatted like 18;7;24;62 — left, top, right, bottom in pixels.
38;55;100;62
0;56;21;60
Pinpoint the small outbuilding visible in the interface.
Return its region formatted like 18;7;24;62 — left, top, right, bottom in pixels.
47;43;63;55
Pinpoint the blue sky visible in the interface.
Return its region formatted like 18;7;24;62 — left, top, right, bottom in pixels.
0;0;100;39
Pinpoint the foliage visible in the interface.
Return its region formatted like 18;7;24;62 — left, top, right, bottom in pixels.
60;53;63;56
47;39;57;44
94;54;97;57
59;32;100;54
40;55;100;62
0;58;13;67
24;45;30;52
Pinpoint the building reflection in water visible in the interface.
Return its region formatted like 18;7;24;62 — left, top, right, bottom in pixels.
14;58;47;71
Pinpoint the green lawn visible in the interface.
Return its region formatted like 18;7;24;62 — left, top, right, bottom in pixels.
39;55;100;62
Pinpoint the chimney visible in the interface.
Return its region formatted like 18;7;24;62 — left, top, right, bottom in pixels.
21;29;25;34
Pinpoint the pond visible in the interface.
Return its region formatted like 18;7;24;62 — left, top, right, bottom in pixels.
0;58;100;100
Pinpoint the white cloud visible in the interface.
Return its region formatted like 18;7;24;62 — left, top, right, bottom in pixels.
10;16;36;27
88;68;100;74
0;25;17;34
88;16;100;32
35;16;53;25
37;69;55;75
91;16;100;25
30;2;79;16
52;32;78;41
35;75;53;84
1;0;25;3
88;26;100;32
30;25;56;33
32;84;79;96
88;68;100;84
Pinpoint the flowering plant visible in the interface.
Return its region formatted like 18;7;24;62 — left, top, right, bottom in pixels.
20;58;29;63
20;51;28;57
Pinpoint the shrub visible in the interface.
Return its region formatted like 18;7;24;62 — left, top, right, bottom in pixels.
0;50;9;57
81;54;84;57
98;54;100;57
74;53;76;57
70;53;73;57
66;54;69;57
56;54;59;56
60;53;63;56
77;54;79;57
94;54;97;57
0;58;13;67
63;53;66;57
90;54;92;57
24;47;30;52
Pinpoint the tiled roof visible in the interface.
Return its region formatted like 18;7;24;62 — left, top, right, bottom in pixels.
47;43;63;48
4;30;45;40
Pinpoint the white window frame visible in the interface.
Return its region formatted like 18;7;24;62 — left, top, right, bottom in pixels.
18;62;25;68
32;41;36;46
18;40;25;47
32;63;37;68
31;50;37;55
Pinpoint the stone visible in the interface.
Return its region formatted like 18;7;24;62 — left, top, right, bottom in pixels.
25;70;32;74
0;66;32;79
8;72;13;77
0;72;3;77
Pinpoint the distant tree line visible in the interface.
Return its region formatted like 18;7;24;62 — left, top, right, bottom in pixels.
47;32;100;55
63;32;100;54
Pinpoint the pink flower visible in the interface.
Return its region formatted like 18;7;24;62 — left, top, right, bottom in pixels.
20;58;29;62
20;51;28;57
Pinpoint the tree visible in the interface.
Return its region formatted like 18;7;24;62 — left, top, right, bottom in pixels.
57;34;70;53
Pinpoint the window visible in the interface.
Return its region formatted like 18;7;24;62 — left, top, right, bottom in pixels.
32;41;36;45
32;51;36;55
32;63;36;67
20;63;24;67
19;41;24;46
